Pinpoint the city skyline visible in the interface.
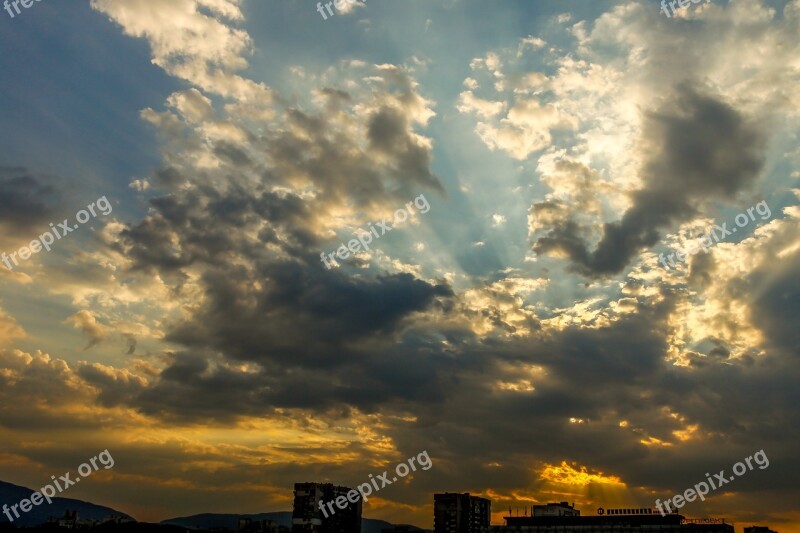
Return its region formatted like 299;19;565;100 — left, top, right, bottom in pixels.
0;476;782;532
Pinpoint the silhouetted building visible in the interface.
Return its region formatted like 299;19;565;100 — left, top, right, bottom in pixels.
42;510;127;530
292;482;361;533
492;507;733;532
532;502;579;517
58;510;79;529
239;517;287;532
434;493;491;533
744;527;778;533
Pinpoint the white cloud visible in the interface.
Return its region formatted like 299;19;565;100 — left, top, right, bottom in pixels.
91;0;272;106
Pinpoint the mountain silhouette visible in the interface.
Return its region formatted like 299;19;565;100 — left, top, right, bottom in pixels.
161;512;428;533
0;480;133;527
0;482;427;532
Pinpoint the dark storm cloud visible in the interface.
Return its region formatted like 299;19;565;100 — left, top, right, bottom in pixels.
258;80;445;212
367;106;443;194
77;363;147;409
750;249;800;358
115;269;453;422
246;268;452;343
78;164;458;423
0;350;107;431
534;84;767;276
373;292;800;504
84;63;461;422
83;314;462;423
0;167;60;230
116;183;313;273
132;353;274;422
117;181;454;366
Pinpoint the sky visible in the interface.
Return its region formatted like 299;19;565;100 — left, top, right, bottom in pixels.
0;0;799;530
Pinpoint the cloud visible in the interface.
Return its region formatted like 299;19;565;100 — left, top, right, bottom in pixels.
535;84;767;275
62;16;453;422
0;308;26;346
0;349;99;430
91;0;272;106
0;167;60;234
460;0;800;277
65;310;110;350
462;95;576;160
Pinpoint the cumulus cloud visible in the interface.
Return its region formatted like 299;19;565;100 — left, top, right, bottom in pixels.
91;0;272;109
65;310;110;350
0;308;26;346
77;0;454;424
0;349;98;430
535;84;767;275
460;0;800;277
0;167;63;250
